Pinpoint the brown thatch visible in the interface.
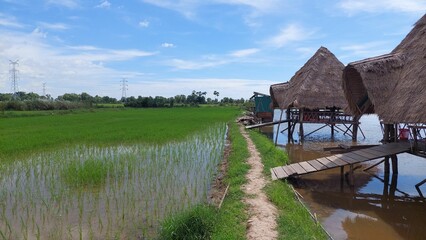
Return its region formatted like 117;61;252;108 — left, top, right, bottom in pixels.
343;14;426;124
270;46;347;110
269;82;288;109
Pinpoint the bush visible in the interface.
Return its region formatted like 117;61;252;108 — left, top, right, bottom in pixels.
158;205;216;240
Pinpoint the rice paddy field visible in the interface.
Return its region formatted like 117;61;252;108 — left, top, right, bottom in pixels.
0;107;240;239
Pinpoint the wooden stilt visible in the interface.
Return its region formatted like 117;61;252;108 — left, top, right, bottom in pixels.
274;110;284;146
391;154;398;174
384;156;390;174
299;109;304;142
286;109;291;143
349;164;354;187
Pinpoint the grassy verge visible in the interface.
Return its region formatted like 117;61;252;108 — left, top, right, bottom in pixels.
249;130;328;240
159;122;249;240
0;107;240;162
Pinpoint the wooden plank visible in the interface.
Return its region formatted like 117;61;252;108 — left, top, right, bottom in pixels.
344;152;367;162
325;155;348;166
299;161;316;172
306;160;328;171
361;148;388;157
290;163;307;175
282;166;296;176
272;167;287;179
316;157;338;168
352;149;379;159
338;154;360;164
271;168;278;180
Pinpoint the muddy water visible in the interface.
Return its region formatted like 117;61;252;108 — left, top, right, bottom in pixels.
263;110;426;240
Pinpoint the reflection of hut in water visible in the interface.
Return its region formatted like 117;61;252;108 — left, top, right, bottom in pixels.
270;46;360;143
249;92;273;123
343;14;426;159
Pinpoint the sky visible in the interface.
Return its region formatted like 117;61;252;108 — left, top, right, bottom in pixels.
0;0;425;100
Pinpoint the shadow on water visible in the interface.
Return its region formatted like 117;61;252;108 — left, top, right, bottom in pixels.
260;110;426;240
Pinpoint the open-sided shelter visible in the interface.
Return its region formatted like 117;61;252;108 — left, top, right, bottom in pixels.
271;46;360;142
343;14;426;157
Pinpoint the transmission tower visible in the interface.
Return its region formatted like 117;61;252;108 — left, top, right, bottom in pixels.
121;78;128;100
42;82;46;96
9;60;19;96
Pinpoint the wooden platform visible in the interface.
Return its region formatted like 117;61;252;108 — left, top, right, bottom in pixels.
271;142;411;180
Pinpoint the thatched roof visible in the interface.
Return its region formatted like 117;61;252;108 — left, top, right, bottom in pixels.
343;14;426;124
270;46;347;110
269;82;288;109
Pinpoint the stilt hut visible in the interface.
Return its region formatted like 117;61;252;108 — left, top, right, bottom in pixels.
343;14;426;166
250;92;273;123
270;46;359;142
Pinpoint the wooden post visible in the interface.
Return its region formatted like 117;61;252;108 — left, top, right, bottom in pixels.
384;156;390;174
352;116;359;142
299;109;304;142
391;154;398;174
331;124;335;138
286;109;292;143
349;164;354;187
274;110;284;146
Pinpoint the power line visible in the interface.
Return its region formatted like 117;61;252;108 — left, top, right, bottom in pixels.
9;60;19;97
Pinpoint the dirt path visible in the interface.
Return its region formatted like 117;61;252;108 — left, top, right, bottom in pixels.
240;126;278;240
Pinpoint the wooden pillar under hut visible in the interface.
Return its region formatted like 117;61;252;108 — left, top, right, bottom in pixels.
299;109;304;142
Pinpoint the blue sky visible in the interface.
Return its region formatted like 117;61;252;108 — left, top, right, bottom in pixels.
0;0;425;99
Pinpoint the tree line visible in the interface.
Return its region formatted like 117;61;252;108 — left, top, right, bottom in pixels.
0;91;247;111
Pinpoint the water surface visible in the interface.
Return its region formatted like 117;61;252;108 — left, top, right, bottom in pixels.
265;110;426;240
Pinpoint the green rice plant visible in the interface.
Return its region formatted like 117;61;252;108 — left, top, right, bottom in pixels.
61;157;114;187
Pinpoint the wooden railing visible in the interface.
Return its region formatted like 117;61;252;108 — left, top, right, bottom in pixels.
288;109;356;124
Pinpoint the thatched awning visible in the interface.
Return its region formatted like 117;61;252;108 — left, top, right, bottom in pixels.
343;14;426;124
270;46;347;110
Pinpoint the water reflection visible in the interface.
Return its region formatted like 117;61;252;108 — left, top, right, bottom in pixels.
262;110;426;240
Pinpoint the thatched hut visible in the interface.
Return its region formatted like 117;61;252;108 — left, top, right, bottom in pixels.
271;46;359;142
343;14;426;155
278;46;347;110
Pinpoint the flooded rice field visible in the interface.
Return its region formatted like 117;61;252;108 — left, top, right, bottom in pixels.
265;110;426;240
0;124;226;239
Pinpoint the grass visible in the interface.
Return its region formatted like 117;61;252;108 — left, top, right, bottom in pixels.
0;107;240;162
159;122;250;240
62;157;114;187
249;130;328;240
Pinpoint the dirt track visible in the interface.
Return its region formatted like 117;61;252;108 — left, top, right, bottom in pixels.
240;126;278;240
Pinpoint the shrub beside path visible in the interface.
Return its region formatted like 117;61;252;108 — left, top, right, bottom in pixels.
240;125;278;240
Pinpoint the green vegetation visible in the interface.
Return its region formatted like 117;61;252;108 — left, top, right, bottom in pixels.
0;107;239;162
249;130;328;240
0;119;230;239
62;157;114;187
159;205;216;240
159;122;250;240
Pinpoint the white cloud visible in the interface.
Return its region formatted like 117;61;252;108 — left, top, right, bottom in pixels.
139;20;150;27
161;43;175;48
38;22;69;30
229;48;259;57
0;13;24;28
142;0;197;18
0;30;156;97
142;0;285;20
96;0;111;9
213;0;284;13
339;41;392;60
46;0;80;9
338;0;426;14
168;58;228;70
264;24;316;48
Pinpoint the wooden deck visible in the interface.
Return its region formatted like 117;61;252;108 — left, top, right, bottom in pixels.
271;142;411;180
